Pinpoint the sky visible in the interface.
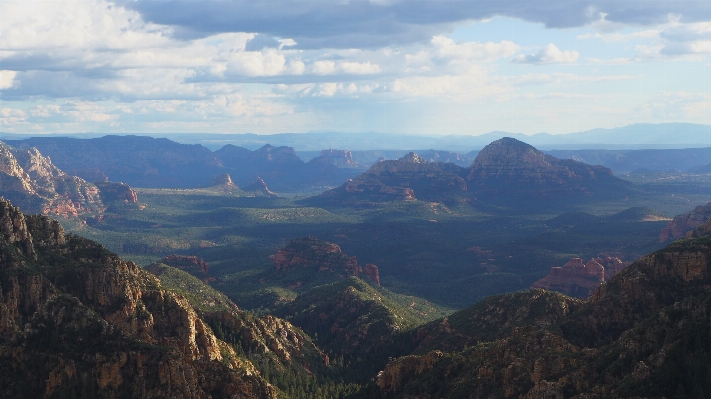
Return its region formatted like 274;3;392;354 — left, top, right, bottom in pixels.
1;0;711;136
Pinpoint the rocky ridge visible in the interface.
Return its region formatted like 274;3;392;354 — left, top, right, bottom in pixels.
376;227;711;398
0;142;103;216
0;198;336;398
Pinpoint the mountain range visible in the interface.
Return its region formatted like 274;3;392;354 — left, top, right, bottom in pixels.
2;137;358;191
317;137;634;207
6;122;710;151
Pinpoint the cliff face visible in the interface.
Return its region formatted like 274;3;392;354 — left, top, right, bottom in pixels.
0;198;279;399
377;231;711;398
532;256;630;298
0;143;103;216
467;137;632;200
659;202;711;242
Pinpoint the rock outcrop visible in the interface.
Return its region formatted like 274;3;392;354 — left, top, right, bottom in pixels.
272;236;381;286
0;198;280;398
363;264;380;286
532;256;630;298
0;142;103;216
244;176;279;197
211;173;237;189
94;180;139;203
659;201;711;242
273;236;363;279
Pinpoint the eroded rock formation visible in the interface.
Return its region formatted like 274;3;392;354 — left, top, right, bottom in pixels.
94;180;139;203
532;256;630;298
659;201;711;242
0;142;103;216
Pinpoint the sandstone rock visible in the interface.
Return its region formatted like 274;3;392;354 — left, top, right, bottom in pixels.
532;256;631;298
274;236;362;278
659;202;711;242
0;142;104;216
363;264;380;285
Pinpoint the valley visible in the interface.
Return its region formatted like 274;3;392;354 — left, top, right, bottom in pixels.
2;134;711;398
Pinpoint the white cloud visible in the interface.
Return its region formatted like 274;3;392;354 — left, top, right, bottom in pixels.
339;62;380;74
0;71;18;89
430;36;520;63
29;105;62;117
578;30;659;43
0;108;28;127
312;60;337;75
225;49;287;77
512;44;579;64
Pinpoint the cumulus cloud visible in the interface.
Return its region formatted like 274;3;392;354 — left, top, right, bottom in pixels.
0;71;18;90
512;44;579;64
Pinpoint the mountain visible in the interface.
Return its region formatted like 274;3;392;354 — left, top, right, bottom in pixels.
317;152;470;206
0;142;103;215
468;137;632;201
0;198;355;398
376;217;711;398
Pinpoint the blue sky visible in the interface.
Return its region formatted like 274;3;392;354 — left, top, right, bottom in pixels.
1;0;710;136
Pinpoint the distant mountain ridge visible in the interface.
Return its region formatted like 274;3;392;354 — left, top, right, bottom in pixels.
3;136;359;191
4;123;711;152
